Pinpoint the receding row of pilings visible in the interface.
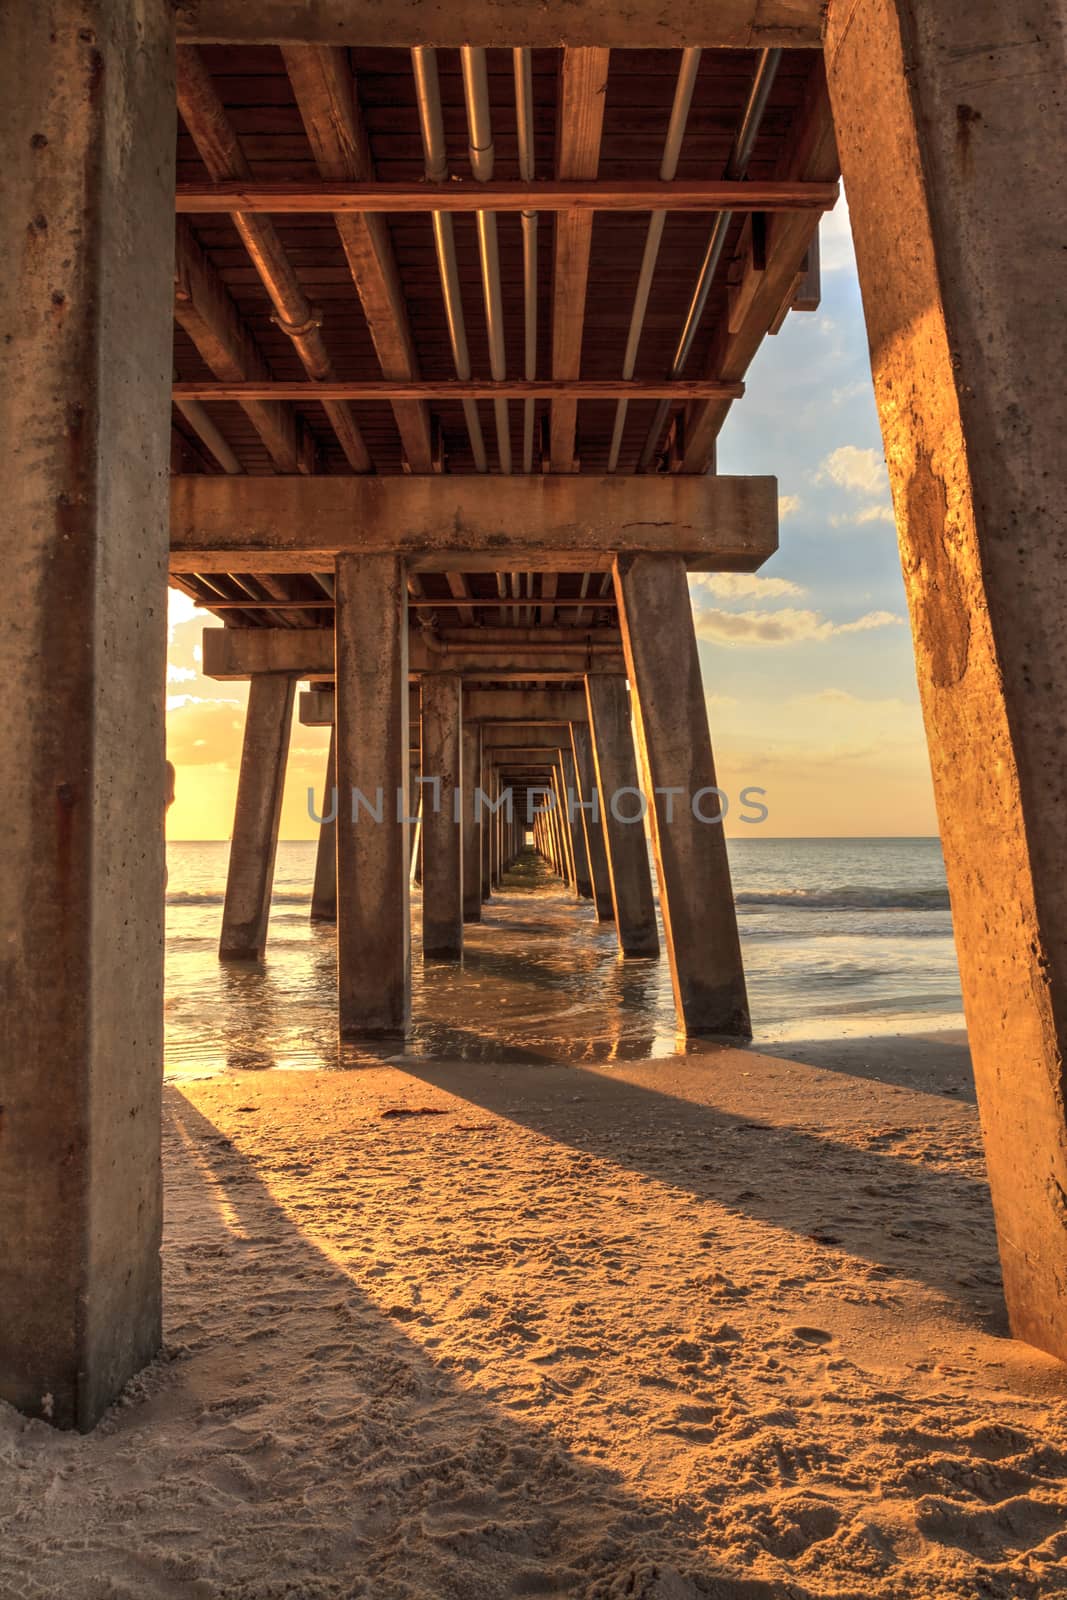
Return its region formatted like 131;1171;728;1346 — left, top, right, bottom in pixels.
7;0;1067;1437
216;556;750;1046
217;595;751;1043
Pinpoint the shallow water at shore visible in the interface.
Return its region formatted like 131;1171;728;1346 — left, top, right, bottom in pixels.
165;837;964;1078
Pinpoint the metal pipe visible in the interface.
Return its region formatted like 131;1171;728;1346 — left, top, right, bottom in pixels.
608;48;701;473
173;375;243;474
411;47;488;472
461;47;512;473
514;47;538;474
637;48;782;473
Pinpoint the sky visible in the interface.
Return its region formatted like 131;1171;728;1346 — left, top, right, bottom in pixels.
165;197;938;842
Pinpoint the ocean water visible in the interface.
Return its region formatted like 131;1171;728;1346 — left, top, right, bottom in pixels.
165;837;964;1077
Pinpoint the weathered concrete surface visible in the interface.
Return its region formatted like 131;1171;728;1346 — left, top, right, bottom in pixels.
170;474;779;574
336;555;411;1035
462;723;483;922
219;676;295;958
571;723;615;923
482;725;571;751
0;1;175;1430
465;690;588;724
420;674;463;959
204;626;626;682
176;0;825;49
826;0;1067;1357
585;677;659;959
615;555;749;1037
480;745;492;903
561;748;593;899
551;767;575;888
302;686;421;728
310;727;337;923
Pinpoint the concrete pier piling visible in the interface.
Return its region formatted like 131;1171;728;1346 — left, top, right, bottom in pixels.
827;0;1067;1361
220;675;296;959
585;675;660;959
420;673;464;959
615;554;749;1038
571;722;615;922
310;727;339;923
335;554;411;1036
1;0;175;1429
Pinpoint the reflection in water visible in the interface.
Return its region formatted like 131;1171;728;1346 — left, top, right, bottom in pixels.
165;838;965;1078
166;854;680;1078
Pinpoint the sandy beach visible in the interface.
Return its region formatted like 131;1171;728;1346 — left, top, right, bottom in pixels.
3;1026;1066;1598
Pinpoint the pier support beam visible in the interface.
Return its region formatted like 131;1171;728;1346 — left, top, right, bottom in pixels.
420;673;463;959
571;722;614;921
585;675;659;958
310;727;337;923
615;554;749;1036
461;722;482;922
0;0;175;1429
826;0;1067;1359
220;676;295;958
336;554;410;1035
561;747;593;899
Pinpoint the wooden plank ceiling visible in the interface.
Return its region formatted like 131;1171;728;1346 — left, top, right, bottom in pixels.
171;44;837;642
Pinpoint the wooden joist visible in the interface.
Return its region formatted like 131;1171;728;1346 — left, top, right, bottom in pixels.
679;62;841;473
173;379;746;402
174;220;304;474
176;45;372;473
550;49;610;474
174;179;839;215
282;46;435;473
170;473;778;574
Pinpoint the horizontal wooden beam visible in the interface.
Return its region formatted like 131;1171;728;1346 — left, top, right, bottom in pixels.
203;627;624;681
175;1;825;49
175;178;838;216
171;474;777;575
174;378;745;402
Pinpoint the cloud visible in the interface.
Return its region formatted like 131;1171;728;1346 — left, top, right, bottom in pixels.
778;494;801;520
167;663;198;684
167;587;199;643
817;444;888;496
829;502;896;529
830;380;868;408
690;571;804;603
819;198;857;274
694;607;903;646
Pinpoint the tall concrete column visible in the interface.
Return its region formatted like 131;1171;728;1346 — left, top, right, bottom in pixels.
220;676;296;958
480;747;493;902
561;747;593;899
310;726;337;923
0;1;175;1430
420;673;463;959
826;0;1067;1359
335;554;410;1035
585;675;659;958
571;722;614;921
410;750;424;888
557;761;581;889
461;721;482;922
615;554;749;1037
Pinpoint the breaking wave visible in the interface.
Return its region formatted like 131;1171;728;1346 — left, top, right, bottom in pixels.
736;885;950;912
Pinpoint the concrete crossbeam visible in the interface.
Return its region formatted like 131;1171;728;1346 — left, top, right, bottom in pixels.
170;474;777;575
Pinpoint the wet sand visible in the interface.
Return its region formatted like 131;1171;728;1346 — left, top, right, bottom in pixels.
3;879;1066;1597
